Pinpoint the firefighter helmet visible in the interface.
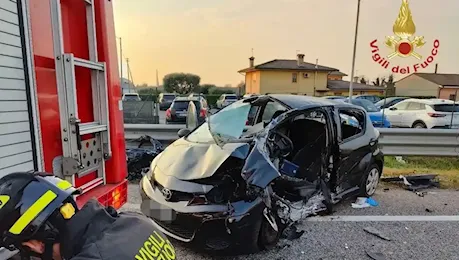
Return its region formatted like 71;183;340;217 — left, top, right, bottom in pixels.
0;172;79;255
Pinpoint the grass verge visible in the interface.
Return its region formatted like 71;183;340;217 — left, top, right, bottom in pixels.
383;156;459;189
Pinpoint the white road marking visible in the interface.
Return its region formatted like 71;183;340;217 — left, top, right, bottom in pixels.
306;215;459;222
122;201;459;222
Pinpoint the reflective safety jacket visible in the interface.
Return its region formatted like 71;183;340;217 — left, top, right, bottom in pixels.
61;199;177;260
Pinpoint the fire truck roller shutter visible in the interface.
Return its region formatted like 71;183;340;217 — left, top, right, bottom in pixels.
0;0;39;178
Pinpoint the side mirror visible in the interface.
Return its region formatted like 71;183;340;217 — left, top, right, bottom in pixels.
178;128;191;138
389;107;397;111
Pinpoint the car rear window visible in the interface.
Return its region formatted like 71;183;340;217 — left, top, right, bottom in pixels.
431;104;459;112
163;95;176;100
172;101;201;110
225;96;237;100
123;95;139;101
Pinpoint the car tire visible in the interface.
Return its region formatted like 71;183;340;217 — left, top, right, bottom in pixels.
257;211;281;250
412;121;427;128
233;209;281;254
359;164;381;197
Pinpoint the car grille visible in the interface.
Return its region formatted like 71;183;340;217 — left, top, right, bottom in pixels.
154;181;194;202
154;214;202;240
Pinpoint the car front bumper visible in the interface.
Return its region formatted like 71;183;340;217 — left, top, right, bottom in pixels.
139;175;265;246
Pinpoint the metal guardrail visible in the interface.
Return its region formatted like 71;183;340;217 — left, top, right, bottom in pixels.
377;128;459;157
124;124;184;142
124;124;459;157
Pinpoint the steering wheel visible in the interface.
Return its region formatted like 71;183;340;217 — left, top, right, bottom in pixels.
267;130;294;158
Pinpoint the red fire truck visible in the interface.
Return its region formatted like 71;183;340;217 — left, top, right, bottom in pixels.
0;0;128;209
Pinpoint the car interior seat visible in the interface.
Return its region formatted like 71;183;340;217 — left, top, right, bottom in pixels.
288;119;326;182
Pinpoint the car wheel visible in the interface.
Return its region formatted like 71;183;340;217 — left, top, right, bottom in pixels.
360;164;380;197
412;122;427;128
258;210;281;250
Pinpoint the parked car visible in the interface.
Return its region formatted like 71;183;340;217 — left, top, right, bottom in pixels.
158;93;178;110
383;98;459;129
216;94;238;108
122;93;141;101
140;94;384;253
375;97;409;110
353;94;381;104
165;97;207;124
343;99;391;128
322;96;347;100
243;93;259;99
188;93;209;110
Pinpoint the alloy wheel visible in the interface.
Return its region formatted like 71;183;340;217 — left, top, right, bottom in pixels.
366;168;380;196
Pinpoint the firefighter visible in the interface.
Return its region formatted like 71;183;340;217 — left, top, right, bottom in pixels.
0;172;177;260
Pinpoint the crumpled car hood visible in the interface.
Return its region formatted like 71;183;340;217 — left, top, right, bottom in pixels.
153;137;250;180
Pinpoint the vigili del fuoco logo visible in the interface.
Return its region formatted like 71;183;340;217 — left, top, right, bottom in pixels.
369;0;440;74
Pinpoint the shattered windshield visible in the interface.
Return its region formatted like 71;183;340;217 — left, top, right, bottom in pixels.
186;100;251;145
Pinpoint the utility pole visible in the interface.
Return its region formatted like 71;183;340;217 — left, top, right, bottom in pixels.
118;37;123;90
156;69;160;93
313;58;318;97
348;0;361;100
126;58;131;92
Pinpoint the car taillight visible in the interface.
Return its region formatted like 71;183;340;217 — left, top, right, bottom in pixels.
166;108;171;119
428;113;446;117
200;108;206;117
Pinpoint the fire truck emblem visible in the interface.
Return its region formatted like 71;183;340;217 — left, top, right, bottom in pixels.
369;0;439;74
385;0;425;60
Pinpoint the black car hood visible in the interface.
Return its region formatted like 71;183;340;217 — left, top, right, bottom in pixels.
153;137;250;180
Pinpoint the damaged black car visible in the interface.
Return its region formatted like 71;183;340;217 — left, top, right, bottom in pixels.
140;94;384;253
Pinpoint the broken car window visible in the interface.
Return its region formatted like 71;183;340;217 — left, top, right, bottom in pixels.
339;110;365;140
262;101;288;123
187;101;252;144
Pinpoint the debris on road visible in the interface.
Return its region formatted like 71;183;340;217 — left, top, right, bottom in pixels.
351;197;379;208
281;225;305;240
126;135;163;181
425;208;433;213
366;250;386;260
383;188;390;192
395;156;406;164
381;174;440;195
363;226;392;241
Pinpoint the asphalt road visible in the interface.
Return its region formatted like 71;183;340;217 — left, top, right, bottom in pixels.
121;183;459;260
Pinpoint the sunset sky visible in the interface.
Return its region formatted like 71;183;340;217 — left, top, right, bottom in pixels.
112;0;459;87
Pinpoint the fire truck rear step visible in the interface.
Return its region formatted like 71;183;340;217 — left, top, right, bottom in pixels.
50;0;112;196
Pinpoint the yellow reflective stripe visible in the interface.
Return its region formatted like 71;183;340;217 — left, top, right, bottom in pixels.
56;180;72;190
9;190;57;235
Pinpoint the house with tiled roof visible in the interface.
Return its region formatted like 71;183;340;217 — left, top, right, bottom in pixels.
238;54;384;96
395;73;459;100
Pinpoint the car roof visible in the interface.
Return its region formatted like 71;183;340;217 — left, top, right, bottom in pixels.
353;94;377;97
161;93;177;95
268;94;357;109
403;98;456;105
174;97;200;101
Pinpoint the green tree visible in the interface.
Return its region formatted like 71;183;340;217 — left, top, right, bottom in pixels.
163;73;201;94
138;87;156;95
210;87;236;95
237;81;245;94
198;84;216;94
